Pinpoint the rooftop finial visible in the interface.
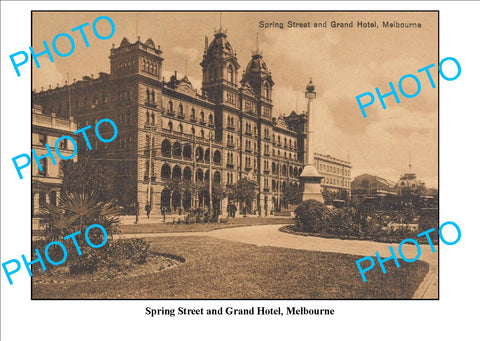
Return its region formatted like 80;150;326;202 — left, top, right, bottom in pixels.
251;32;263;56
214;12;227;36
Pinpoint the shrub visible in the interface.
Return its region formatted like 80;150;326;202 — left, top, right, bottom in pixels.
294;200;332;233
418;208;439;230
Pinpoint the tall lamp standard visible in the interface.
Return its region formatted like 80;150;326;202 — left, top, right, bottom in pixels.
208;130;213;212
299;78;324;203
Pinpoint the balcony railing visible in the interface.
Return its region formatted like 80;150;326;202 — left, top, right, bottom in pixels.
145;102;157;108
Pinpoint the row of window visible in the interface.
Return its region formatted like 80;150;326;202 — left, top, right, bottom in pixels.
141;58;159;75
115;58;136;73
166;101;214;125
322;177;351;187
315;160;351;176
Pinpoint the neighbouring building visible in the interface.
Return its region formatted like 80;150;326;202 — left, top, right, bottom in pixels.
32;28;307;216
313;153;351;195
32;104;77;226
395;172;427;196
351;173;397;201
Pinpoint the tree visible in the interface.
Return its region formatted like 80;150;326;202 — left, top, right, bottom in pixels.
322;188;335;205
61;157;116;203
229;178;257;213
40;191;121;241
281;183;302;206
198;180;227;203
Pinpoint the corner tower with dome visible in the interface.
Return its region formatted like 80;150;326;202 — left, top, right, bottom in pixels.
32;27;310;217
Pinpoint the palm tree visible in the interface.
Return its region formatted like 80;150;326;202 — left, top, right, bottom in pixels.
40;191;121;242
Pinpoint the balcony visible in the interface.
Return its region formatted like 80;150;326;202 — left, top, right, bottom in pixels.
226;161;234;168
227;142;236;149
178;113;185;119
264;136;271;141
199;120;206;126
264;169;270;174
245;131;252;136
226;125;235;131
166;110;175;117
245;165;252;171
145;102;157;108
245;147;252;153
190;117;197;123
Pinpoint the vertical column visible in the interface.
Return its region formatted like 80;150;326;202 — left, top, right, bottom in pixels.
33;192;39;216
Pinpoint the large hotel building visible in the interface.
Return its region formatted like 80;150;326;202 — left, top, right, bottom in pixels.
32;27;350;216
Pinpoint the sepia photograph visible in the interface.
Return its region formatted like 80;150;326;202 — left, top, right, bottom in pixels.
30;11;439;299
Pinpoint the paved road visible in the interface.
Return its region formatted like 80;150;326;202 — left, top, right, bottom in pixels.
119;224;438;299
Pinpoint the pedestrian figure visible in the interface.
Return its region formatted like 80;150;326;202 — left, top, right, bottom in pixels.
135;202;139;224
145;203;151;219
162;207;166;221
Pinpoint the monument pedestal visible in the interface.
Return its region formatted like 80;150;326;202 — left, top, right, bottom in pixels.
300;164;324;203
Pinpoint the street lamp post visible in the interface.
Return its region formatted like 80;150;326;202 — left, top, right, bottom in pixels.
209;131;213;212
146;125;154;207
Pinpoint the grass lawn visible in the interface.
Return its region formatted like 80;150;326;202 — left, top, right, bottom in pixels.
32;236;429;299
120;216;293;234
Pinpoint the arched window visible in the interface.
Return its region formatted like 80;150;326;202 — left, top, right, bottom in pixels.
213;150;221;164
179;103;184;115
151;113;155;125
191;108;196;120
161;164;171;179
168;101;173;113
264;82;271;99
168;121;173;131
227;64;234;83
183;167;192;180
179;124;183;134
196;146;204;162
200;111;205;123
183;144;192;159
208;113;214;125
161;139;171;157
196;169;204;182
172;165;182;179
172;142;182;158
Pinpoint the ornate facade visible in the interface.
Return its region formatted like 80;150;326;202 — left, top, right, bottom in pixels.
32;28;306;216
32;104;77;227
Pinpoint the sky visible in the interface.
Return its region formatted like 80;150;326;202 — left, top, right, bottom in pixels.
32;11;438;188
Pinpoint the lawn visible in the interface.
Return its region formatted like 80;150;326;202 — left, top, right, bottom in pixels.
32;236;429;299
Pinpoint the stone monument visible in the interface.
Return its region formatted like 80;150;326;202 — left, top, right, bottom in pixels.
299;79;324;203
